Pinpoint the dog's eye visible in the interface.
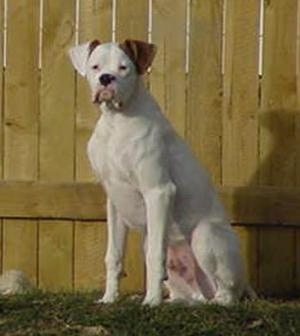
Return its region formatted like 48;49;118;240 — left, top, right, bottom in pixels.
92;64;100;70
119;65;128;71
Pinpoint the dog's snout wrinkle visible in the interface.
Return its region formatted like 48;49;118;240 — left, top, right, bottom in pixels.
99;73;116;86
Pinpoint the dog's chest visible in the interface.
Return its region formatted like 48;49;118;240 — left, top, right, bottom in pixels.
87;123;132;183
87;117;147;227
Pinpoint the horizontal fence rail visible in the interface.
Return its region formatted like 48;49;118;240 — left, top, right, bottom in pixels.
1;181;300;226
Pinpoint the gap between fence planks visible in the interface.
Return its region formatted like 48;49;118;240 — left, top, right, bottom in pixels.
1;181;300;225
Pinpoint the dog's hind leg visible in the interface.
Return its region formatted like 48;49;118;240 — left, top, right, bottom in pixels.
164;240;204;302
164;238;217;303
191;222;246;305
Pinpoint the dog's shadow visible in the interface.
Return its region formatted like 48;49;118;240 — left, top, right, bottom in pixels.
233;109;299;296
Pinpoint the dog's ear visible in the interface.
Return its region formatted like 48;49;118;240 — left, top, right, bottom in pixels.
68;39;100;76
119;39;157;75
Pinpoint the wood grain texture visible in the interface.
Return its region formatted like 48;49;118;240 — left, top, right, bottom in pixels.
40;0;75;182
297;2;300;294
120;230;145;293
222;0;260;186
258;227;296;296
151;0;187;137
39;0;76;290
186;0;223;184
0;181;106;220
258;0;298;295
115;0;148;41
4;0;39;180
259;0;298;187
2;182;300;225
220;186;300;225
234;226;258;290
297;0;300;187
221;1;260;292
0;0;3;273
38;220;73;290
3;220;37;285
3;0;39;284
74;221;106;290
0;0;3;180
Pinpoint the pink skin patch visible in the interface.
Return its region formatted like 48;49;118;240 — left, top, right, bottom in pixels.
166;240;216;300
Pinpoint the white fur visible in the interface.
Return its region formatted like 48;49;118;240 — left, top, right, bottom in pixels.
69;41;251;306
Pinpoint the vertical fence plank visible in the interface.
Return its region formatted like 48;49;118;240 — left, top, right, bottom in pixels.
3;0;39;284
39;0;75;290
151;0;186;137
4;1;39;180
120;230;144;293
40;1;75;182
186;0;223;184
74;221;106;290
222;0;260;186
234;226;258;291
222;0;260;291
116;0;148;41
3;220;38;281
74;0;113;291
258;227;296;296
258;0;298;295
0;0;4;273
0;0;3;180
297;0;300;294
260;0;298;187
39;221;73;291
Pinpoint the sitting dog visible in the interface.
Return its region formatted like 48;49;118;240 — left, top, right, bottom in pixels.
69;39;253;306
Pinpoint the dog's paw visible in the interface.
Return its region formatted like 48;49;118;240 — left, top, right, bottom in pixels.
95;293;118;304
210;292;235;306
142;295;162;307
191;293;207;303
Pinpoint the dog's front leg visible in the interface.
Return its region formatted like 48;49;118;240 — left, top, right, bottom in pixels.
97;198;127;304
143;183;176;306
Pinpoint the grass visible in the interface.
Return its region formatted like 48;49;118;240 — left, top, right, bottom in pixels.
0;292;299;336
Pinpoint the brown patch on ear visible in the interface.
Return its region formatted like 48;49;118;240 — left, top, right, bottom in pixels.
88;39;101;57
119;39;157;75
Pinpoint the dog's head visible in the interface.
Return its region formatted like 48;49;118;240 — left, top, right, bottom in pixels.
69;39;157;110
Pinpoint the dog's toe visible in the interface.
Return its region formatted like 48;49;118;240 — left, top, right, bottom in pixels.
142;295;162;307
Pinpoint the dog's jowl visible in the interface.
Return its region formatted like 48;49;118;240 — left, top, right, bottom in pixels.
69;39;254;306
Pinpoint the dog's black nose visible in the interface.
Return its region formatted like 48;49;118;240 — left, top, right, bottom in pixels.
99;74;116;86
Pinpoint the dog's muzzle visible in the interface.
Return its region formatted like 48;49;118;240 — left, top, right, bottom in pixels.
93;88;123;110
92;73;124;109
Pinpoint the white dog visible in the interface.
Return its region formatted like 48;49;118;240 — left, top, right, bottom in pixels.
69;39;253;306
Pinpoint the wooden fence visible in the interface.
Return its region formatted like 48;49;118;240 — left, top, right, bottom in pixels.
0;0;300;296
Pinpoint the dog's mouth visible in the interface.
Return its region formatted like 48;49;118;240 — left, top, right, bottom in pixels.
93;89;123;110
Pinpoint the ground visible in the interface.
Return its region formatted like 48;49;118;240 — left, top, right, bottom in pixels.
0;292;299;336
